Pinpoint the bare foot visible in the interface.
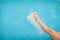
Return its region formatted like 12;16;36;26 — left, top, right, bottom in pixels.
33;12;39;21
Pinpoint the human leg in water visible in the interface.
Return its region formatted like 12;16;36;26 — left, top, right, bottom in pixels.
33;12;60;40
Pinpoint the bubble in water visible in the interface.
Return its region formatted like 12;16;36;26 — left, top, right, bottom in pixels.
27;12;44;35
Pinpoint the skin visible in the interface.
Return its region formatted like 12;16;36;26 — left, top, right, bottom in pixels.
33;12;60;40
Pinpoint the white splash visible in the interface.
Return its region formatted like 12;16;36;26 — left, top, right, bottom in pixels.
27;12;44;35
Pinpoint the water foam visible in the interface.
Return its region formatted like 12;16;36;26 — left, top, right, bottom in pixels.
27;12;44;35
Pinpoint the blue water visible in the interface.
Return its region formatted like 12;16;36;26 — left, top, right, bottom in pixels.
0;0;60;40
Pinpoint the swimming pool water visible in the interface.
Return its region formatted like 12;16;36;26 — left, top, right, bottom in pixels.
0;0;60;40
